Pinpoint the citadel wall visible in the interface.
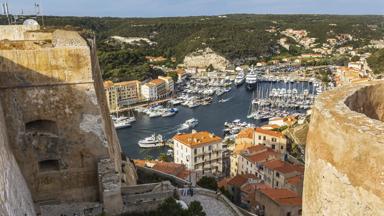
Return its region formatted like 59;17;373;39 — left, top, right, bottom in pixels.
303;81;384;215
0;24;136;214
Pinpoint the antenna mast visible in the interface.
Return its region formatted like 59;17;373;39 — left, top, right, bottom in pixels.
2;2;10;24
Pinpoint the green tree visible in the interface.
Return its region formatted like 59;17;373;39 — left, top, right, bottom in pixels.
197;176;218;191
206;64;214;72
186;201;206;216
158;153;170;162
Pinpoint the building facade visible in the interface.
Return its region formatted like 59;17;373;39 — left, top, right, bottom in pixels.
173;131;224;176
254;128;288;153
104;80;141;111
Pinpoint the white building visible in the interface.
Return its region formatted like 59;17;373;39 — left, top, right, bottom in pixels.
173;131;224;176
158;76;175;93
141;83;157;101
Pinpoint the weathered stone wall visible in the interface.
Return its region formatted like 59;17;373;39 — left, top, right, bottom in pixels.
0;27;136;211
0;101;36;216
0;25;40;40
303;81;384;215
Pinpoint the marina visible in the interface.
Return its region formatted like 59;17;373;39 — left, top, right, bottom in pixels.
117;77;317;159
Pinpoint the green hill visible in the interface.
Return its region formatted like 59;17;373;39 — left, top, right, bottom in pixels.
367;48;384;75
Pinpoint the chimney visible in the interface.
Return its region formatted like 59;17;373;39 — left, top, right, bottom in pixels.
192;130;197;134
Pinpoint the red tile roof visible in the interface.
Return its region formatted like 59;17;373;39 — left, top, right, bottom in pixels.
152;161;185;176
245;149;279;164
227;174;258;187
259;188;302;206
241;183;270;194
173;131;222;148
255;128;284;138
264;160;304;174
286;175;303;185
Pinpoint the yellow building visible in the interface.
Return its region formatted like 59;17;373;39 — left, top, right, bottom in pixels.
104;80;141;112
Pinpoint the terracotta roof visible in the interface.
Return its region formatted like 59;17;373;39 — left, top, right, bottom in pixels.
259;188;302;206
246;145;267;154
103;80;114;88
173;131;222;148
227;174;258;187
133;159;146;167
149;79;166;85
237;128;254;139
241;183;270;194
264;160;304;174
114;80;140;86
286;175;303;185
176;169;191;180
152;161;185;176
245;149;279;164
233;143;254;154
255;128;284;138
260;124;281;130
218;177;230;188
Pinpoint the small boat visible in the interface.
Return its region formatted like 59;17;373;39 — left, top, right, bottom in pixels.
219;98;231;103
149;111;162;118
183;118;199;128
162;111;176;117
138;134;164;148
167;149;174;156
235;72;245;86
114;119;131;129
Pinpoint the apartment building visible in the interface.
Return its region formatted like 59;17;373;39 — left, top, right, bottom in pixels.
141;76;174;100
254;128;288;153
104;80;141;111
263;160;304;190
237;145;280;179
158;76;175;93
173;131;224;176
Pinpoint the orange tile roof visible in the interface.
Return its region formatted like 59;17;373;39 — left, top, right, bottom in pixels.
260;124;281;130
237;128;254;139
233;143;254;154
255;128;284;138
103;80;114;88
245;149;279;163
264;160;304;174
114;80;140;86
133;159;149;167
259;188;302;206
241;183;270;194
286;175;303;185
227;174;258;187
218;177;230;188
149;79;166;85
246;145;268;154
173;131;222;148
152;161;185;176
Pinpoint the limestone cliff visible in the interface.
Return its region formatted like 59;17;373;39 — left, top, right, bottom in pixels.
303;81;384;215
183;47;230;71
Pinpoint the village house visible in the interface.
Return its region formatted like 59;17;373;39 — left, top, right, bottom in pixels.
173;131;224;176
263;160;304;190
104;80;141;111
237;145;280;179
253;188;302;216
254;128;289;153
218;174;259;205
240;183;271;209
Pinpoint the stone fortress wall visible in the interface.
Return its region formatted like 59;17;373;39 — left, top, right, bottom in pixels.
0;23;137;215
303;81;384;215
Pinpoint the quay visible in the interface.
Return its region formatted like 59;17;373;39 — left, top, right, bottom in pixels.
110;97;174;114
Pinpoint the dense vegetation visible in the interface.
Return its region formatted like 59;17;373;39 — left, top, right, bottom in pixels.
123;197;206;216
1;14;384;79
197;176;218;191
367;48;384;75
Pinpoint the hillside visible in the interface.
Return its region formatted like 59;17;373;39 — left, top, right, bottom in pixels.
367;48;384;75
1;14;384;81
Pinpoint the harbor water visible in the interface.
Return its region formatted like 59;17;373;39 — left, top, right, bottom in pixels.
117;81;314;159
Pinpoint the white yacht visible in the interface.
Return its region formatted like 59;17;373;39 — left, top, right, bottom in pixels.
245;69;258;90
235;71;245;86
183;118;199;128
114;118;131;129
138;134;164;148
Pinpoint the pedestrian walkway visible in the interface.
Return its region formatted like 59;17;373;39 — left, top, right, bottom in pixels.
180;193;236;216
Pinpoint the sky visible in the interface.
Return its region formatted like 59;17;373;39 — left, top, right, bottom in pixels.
3;0;384;17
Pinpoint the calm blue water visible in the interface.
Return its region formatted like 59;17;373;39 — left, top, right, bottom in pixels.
117;81;313;159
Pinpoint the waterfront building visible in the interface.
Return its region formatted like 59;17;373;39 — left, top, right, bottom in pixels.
176;68;187;81
254;128;288;154
141;82;158;101
173;131;224;176
104;80;141;112
158;76;175;93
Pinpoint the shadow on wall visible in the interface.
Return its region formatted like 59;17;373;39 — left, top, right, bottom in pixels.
344;84;384;122
0;51;121;204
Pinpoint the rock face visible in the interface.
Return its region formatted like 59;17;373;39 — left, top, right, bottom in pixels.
183;47;230;71
303;81;384;215
0;24;137;215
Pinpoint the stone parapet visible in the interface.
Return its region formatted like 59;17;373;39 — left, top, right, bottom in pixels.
303;81;384;215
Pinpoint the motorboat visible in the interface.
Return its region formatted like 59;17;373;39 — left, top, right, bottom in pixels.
138;134;164;148
162;110;176;117
114;118;131;129
183;118;199;128
235;72;245;86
